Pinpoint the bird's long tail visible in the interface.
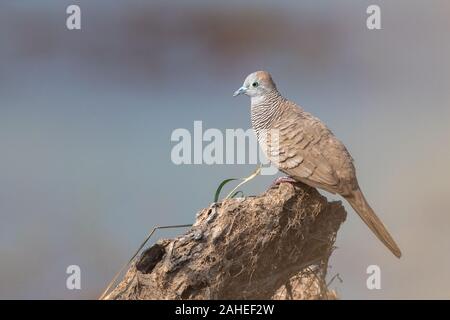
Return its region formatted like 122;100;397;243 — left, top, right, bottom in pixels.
344;189;402;258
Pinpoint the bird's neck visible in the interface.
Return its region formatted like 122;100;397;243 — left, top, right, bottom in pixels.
251;91;284;133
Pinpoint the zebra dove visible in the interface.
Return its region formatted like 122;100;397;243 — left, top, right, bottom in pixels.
233;71;401;258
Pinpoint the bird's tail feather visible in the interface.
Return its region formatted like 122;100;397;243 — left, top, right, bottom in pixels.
344;189;402;258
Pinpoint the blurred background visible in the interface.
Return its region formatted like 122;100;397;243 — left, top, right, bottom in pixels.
0;0;449;299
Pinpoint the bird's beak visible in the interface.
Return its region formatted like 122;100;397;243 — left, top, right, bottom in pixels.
233;86;247;97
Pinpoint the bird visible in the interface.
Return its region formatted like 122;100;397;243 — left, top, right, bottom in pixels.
233;70;402;258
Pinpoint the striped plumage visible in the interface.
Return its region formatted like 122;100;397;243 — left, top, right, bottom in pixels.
234;71;402;258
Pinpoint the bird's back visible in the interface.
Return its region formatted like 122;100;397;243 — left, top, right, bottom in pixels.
253;98;358;195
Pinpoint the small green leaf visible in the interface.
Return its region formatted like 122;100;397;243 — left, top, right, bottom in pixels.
214;178;238;203
231;191;244;198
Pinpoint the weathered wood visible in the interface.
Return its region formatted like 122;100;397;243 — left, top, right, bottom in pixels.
104;182;346;300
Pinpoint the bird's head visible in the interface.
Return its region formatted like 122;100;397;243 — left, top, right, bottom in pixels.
233;71;277;98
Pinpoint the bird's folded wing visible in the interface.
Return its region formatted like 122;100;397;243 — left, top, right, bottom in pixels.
267;116;340;192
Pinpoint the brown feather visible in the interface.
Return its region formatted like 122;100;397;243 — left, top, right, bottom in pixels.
344;189;402;258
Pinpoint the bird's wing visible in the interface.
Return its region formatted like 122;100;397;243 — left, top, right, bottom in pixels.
265;109;345;194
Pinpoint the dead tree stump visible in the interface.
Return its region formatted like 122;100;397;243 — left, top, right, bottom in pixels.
104;182;346;300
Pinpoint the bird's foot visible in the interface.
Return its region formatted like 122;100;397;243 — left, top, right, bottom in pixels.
268;176;297;189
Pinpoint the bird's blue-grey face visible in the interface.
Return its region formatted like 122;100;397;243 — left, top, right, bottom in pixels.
233;71;276;98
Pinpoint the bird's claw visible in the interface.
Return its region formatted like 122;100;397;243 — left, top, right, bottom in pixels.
268;176;297;189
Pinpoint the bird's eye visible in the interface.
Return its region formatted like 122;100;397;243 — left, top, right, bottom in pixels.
252;82;259;88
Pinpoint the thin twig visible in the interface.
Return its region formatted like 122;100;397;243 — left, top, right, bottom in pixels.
225;166;261;200
98;223;192;300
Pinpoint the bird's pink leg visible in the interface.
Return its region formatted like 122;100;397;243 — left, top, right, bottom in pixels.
269;176;298;189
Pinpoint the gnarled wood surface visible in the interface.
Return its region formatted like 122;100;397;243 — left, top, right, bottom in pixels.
104;182;346;300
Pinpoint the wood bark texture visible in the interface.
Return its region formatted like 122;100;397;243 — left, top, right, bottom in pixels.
104;182;346;300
